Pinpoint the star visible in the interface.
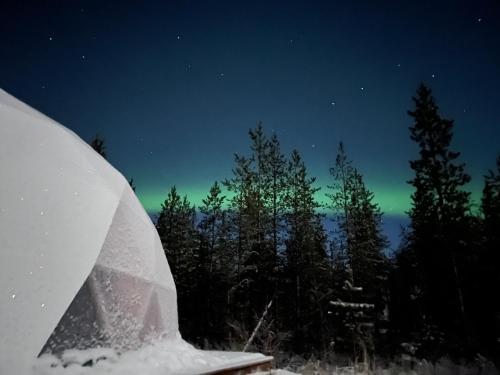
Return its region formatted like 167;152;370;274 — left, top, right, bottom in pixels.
431;74;435;78
48;36;53;41
311;144;316;148
331;101;336;106
396;63;401;68
477;17;482;23
360;87;364;91
177;35;181;40
219;73;225;78
82;55;86;60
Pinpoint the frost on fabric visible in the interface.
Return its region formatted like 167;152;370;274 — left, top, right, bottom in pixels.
41;187;178;355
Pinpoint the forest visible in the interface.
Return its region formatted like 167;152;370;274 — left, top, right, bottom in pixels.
94;84;500;367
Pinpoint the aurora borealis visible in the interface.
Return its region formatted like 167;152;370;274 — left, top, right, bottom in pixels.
1;0;499;243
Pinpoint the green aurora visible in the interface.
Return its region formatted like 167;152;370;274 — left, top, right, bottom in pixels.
136;182;483;217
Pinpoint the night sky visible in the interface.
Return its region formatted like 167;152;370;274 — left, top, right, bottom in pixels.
1;0;499;245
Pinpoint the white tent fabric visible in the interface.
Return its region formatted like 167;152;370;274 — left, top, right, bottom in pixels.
0;89;178;374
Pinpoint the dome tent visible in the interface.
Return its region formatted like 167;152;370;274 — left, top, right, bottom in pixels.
0;89;178;374
0;89;272;375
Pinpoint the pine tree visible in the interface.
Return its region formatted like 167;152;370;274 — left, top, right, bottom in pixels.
224;154;253;284
223;153;256;334
389;228;422;352
89;135;136;191
128;178;136;192
156;186;199;339
283;150;329;352
90;134;106;158
348;169;389;302
327;143;389;361
261;132;288;329
223;163;260;340
476;156;500;356
197;181;231;344
199;182;227;274
247;125;276;316
482;156;500;235
327;142;355;263
249;123;271;245
223;124;277;344
402;83;472;356
265;133;287;271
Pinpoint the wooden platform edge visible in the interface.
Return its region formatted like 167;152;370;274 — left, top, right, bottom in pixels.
199;356;274;375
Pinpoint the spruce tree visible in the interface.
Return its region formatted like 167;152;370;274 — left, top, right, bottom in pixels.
404;83;471;355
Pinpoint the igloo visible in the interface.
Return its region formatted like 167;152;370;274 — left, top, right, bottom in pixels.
0;89;178;374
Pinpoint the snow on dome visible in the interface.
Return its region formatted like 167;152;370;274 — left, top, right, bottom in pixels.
0;89;178;375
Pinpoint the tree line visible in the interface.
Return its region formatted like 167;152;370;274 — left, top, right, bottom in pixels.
91;84;500;364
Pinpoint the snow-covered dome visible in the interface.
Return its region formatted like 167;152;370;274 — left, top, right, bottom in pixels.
0;89;179;375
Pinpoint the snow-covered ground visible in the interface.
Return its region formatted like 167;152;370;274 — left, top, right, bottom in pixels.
279;357;499;375
33;341;499;375
33;338;270;375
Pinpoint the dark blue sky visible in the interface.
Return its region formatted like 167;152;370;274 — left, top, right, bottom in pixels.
1;0;499;246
